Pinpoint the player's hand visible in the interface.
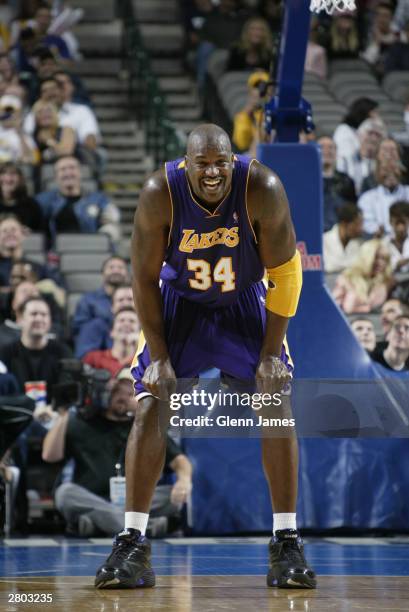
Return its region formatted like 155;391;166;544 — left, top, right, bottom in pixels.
170;478;192;506
142;357;177;402
256;355;292;395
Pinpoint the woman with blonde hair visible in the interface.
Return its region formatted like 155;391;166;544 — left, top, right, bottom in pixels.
332;239;394;313
227;16;273;72
32;99;75;164
328;12;360;60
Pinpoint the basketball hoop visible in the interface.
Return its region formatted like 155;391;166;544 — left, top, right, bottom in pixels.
310;0;356;14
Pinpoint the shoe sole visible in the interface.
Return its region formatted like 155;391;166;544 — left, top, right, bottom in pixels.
267;573;317;589
95;570;156;589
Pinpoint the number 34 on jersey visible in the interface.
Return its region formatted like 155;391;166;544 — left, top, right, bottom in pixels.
187;257;236;293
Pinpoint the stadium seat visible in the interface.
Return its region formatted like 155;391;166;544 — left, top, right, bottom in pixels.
382;71;409;103
60;252;107;274
64;273;103;293
66;293;82;321
207;49;229;83
22;233;45;253
329;58;372;74
55;233;112;253
24;252;46;265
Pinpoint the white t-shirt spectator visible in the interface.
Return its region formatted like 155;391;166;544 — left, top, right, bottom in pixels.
24;102;100;145
358;184;409;235
0;126;36;163
333;123;360;175
383;234;409;272
323;224;362;273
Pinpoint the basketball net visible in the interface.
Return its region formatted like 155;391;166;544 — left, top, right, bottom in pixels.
310;0;356;14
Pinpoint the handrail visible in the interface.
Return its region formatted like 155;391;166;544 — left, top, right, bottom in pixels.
119;0;184;166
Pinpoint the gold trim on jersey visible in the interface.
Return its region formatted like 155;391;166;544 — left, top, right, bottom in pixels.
245;158;258;243
131;330;147;369
164;163;174;247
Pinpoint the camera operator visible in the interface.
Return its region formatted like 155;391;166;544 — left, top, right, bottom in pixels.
42;378;192;537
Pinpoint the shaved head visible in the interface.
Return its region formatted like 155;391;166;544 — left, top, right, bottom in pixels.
185;124;234;206
187;124;232;157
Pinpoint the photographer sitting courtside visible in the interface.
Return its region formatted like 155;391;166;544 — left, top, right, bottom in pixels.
42;378;192;537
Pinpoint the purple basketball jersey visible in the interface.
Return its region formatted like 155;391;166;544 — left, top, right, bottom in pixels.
160;155;264;307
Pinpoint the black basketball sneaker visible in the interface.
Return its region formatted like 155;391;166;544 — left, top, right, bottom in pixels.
95;528;155;589
267;529;317;589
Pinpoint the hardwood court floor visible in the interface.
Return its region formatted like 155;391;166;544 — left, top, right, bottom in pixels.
1;537;409;611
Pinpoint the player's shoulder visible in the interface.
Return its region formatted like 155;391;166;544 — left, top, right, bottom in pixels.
137;167;172;224
247;159;284;201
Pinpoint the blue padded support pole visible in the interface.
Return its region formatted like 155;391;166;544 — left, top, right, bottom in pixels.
270;0;312;142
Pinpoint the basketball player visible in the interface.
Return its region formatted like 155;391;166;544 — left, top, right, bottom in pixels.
95;124;316;590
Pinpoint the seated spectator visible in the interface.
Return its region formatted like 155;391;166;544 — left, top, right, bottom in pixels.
54;70;101;169
0;280;39;348
372;298;409;363
333;239;393;313
75;284;134;359
0;215;41;289
360;137;405;193
72;256;130;340
383;201;409;273
358;158;409;236
0;161;44;231
232;70;269;153
361;2;395;74
27;2;73;63
182;0;213;52
32;99;75;164
327;11;360;60
12;27;39;74
339;118;385;195
384;18;409;72
27;48;89;106
0;94;36;164
350;317;377;352
371;314;409;372
323;203;363;273
35;156;120;248
23;75;63;134
82;308;141;378
305;17;328;79
333;98;380;176
43;378;193;537
196;0;249;90
392;0;409;31
0;53;19;97
4;261;65;337
0;296;72;402
226;17;272;72
318;135;356;231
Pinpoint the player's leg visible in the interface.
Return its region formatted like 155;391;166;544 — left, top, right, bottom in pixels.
260;405;316;589
215;282;316;588
95;396;168;589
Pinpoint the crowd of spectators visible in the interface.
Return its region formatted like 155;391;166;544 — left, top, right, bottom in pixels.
0;1;193;539
2;0;409;537
181;0;409;376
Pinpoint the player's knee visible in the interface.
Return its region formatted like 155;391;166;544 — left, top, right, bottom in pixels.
132;396;168;439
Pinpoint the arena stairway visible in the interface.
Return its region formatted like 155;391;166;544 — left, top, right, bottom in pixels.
70;0;155;247
133;0;202;137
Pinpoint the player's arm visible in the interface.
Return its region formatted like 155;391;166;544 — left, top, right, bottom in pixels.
247;161;302;393
131;169;176;399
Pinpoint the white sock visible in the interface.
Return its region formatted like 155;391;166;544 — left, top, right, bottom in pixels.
124;512;149;535
273;512;297;534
